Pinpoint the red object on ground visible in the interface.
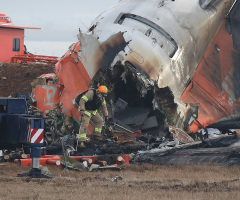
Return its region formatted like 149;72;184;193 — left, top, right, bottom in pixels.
25;154;56;159
0;12;40;63
131;130;142;137
41;155;56;158
116;155;130;164
46;159;61;166
14;157;61;166
15;154;130;166
70;156;98;165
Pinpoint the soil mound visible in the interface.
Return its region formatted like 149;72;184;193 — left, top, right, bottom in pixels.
0;63;54;97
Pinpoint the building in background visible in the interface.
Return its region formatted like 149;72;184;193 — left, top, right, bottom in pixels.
0;12;40;62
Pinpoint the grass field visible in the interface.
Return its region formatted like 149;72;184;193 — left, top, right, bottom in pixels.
0;163;240;200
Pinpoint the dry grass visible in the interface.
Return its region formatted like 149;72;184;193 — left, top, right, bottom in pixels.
0;163;240;200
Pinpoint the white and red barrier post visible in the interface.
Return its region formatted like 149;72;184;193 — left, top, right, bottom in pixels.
18;118;51;178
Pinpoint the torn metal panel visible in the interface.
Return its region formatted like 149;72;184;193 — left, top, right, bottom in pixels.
115;107;149;127
55;42;91;118
31;74;60;114
32;42;91;119
228;0;240;50
77;31;128;78
31;42;93;144
114;98;128;113
141;116;158;130
181;20;240;132
32;84;61;115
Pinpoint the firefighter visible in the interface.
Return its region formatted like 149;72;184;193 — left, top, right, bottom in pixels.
78;85;109;148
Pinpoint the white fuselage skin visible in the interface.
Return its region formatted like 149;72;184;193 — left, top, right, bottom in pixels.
78;0;234;121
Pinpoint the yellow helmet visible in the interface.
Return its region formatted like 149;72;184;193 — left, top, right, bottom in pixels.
98;85;108;94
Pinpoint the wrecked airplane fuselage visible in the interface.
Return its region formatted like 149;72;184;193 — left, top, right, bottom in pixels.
32;0;240;140
77;0;240;133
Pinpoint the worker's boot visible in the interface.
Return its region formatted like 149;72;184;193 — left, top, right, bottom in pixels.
79;141;86;149
78;137;88;148
92;134;103;141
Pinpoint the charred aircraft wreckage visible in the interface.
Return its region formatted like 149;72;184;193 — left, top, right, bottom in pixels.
30;0;240;165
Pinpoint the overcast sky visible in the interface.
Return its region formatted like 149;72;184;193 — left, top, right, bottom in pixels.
0;0;119;42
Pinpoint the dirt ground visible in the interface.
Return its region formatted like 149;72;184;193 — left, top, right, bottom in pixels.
0;63;54;97
0;163;240;200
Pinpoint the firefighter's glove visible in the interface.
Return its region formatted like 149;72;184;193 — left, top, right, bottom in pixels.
105;117;113;133
108;125;114;133
80;110;85;116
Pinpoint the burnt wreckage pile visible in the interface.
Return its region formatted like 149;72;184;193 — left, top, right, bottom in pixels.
1;67;240;167
38;61;176;154
55;62;240;167
32;62;238;164
28;69;173;157
134;135;240;167
90;62;171;137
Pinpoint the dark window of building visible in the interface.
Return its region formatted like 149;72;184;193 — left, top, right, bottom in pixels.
13;38;20;52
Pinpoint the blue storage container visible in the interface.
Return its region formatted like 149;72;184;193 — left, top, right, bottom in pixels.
0;97;44;147
0;113;7;142
2;114;21;144
0;97;27;114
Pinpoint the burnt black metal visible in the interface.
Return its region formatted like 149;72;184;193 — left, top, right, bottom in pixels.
202;135;239;148
208;117;240;129
134;136;240;166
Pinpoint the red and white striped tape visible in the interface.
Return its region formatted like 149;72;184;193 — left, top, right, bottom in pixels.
27;128;44;143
